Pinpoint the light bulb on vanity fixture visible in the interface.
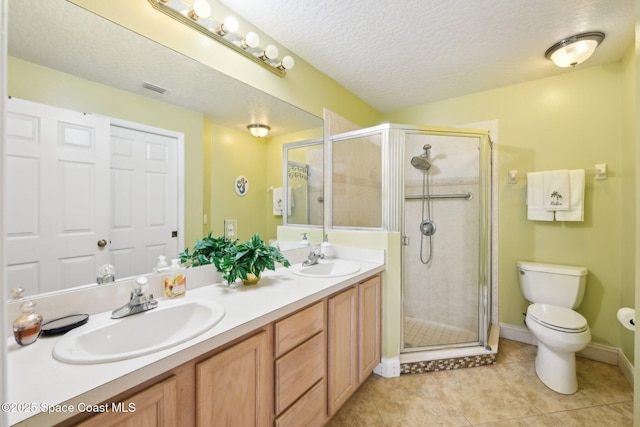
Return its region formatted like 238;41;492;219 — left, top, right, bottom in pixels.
247;124;271;138
259;45;278;62
276;56;295;71
215;16;239;36
188;0;212;21
241;32;261;49
545;32;605;67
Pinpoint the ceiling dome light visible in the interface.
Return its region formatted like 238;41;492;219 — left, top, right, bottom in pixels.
545;32;605;68
247;124;271;138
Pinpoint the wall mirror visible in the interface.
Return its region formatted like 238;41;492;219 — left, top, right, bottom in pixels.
282;139;324;227
5;0;323;297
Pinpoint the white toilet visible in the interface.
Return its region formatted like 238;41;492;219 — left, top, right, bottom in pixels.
517;261;591;394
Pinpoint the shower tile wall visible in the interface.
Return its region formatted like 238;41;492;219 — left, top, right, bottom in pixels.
332;133;382;228
404;134;481;346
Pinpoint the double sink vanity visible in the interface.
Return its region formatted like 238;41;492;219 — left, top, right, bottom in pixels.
6;247;384;426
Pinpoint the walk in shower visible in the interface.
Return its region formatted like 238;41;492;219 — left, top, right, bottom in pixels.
328;122;496;374
403;130;492;357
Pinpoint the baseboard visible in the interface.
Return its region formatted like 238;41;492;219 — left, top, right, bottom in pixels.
499;322;537;346
617;348;635;389
374;357;401;378
499;322;630;373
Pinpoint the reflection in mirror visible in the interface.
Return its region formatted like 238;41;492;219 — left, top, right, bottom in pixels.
282;139;323;227
5;0;323;298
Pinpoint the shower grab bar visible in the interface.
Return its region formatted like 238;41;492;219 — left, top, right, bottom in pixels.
405;192;473;201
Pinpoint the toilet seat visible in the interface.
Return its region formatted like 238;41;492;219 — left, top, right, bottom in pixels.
527;303;588;333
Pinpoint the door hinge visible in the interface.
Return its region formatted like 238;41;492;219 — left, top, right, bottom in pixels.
171;230;178;238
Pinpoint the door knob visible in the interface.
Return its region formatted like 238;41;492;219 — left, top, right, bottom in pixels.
97;239;108;248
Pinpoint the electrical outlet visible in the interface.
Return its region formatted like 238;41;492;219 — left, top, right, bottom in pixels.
224;219;237;239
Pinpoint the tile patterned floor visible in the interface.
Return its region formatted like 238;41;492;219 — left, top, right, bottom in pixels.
326;339;634;426
404;316;477;348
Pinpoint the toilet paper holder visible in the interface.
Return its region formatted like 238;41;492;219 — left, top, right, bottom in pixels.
617;308;635;331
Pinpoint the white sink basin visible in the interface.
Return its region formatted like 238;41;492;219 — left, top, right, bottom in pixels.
53;298;225;364
291;260;361;278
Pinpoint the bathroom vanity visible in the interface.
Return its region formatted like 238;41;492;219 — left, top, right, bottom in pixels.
6;252;384;426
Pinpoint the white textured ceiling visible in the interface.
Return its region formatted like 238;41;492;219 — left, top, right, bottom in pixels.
8;0;635;126
220;0;635;112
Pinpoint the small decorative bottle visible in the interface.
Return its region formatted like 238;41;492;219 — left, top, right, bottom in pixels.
13;297;43;346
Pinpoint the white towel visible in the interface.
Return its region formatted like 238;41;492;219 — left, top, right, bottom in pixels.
555;169;585;221
543;170;570;211
527;172;554;221
272;187;293;216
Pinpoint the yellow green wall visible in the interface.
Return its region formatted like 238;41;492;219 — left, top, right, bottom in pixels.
385;61;631;353
205;121;269;242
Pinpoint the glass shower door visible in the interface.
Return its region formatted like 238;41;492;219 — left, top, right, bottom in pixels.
402;131;490;351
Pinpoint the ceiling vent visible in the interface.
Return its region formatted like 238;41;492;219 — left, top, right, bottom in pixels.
142;81;167;94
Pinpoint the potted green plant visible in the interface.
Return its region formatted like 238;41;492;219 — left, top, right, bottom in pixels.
218;233;291;285
179;232;237;270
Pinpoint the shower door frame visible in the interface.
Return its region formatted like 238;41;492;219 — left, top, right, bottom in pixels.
398;126;493;354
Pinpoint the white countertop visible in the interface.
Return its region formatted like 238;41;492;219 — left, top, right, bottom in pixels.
7;255;384;426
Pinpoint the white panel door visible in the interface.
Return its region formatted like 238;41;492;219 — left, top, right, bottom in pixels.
109;126;179;278
5;98;110;294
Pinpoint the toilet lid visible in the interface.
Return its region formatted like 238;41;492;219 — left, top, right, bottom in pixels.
528;303;588;332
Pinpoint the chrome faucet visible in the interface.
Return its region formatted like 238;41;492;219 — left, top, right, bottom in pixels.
111;277;158;319
302;245;324;266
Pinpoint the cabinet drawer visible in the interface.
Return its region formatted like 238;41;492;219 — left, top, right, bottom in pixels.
275;380;325;427
274;301;324;357
275;332;325;414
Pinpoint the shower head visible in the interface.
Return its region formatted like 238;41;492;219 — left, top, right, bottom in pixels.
410;155;431;170
410;144;433;171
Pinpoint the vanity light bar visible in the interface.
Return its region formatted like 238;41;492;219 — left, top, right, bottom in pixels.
147;0;294;78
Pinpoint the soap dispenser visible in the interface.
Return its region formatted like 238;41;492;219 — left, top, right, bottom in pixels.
321;234;335;259
164;259;187;298
12;289;43;346
299;233;310;247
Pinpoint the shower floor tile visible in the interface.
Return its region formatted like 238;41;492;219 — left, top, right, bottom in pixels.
326;338;633;426
403;316;477;348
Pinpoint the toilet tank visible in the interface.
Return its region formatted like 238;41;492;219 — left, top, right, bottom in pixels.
517;261;588;309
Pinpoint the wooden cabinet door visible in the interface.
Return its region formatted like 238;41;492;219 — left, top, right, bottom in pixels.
327;287;358;416
358;275;381;382
196;330;272;427
76;376;178;427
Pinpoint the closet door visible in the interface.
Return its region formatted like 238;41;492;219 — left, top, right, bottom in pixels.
109;125;179;277
5;97;110;294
